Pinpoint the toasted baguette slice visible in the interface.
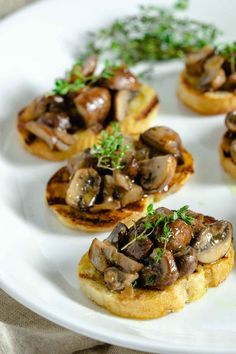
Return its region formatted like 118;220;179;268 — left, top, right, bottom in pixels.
46;148;193;232
45;166;153;232
17;84;159;161
78;244;234;319
177;71;236;115
220;133;236;179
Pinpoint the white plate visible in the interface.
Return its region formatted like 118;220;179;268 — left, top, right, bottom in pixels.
0;0;236;353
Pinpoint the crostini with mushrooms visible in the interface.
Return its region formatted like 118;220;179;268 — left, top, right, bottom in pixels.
220;111;236;179
177;44;236;115
46;124;194;231
17;57;159;161
78;205;234;319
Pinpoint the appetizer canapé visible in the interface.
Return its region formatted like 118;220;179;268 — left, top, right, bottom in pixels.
17;57;158;161
178;44;236;115
46;124;193;231
78;205;234;319
220;111;236;179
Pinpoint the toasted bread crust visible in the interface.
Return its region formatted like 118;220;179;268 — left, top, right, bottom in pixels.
17;84;159;161
78;244;234;319
177;71;236;115
220;133;236;179
46;148;193;231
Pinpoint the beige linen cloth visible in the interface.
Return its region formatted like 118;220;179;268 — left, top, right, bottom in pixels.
0;1;152;354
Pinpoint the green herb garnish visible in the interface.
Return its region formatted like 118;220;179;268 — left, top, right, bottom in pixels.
84;0;220;65
91;123;129;171
153;248;165;262
51;59;118;96
121;204;193;257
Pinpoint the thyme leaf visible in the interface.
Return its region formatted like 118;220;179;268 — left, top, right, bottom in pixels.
84;0;221;65
91;123;129;171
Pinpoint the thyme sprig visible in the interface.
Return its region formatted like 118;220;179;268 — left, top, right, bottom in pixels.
217;42;236;73
121;204;193;261
91;123;129;171
84;0;220;65
52;59;118;96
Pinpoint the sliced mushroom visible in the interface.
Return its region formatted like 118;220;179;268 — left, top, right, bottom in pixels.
113;170;132;191
105;223;129;247
186;46;214;76
199;55;225;91
37;112;71;130
140;250;179;289
135;141;150;161
114;90;133;121
54;129;75;146
120;184;143;207
174;246;198;276
66;168;101;209
74;87;111;127
230;140;236;164
101;241;144;273
159;219;192;252
89;200;121;212
25;121;74;151
81;55;97;77
122;153;139;179
67;149;96;175
192;220;232;263
225;71;236;89
141;126;182;158
89;238;108;272
104;267;138;291
124;237;153;261
225;111;236;133
139;155;177;192
102;67;140;91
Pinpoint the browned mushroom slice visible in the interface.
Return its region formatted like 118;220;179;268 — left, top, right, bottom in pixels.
114;90;133;121
226;71;236;89
89;200;121;212
159;219;192;252
89;238;108;272
25;121;56;150
25;121;74;151
120;184;143;207
74;87;111;127
67;149;96;175
113;170;132;191
37;112;71;130
199;55;225;91
104;267;138;291
225;111;236;133
141;126;182;157
105;223;129;247
192;220;232;263
89;239;143;273
174;246;198;276
66;168;101;209
102;67;140;91
102;244;143;274
135;141;150;161
186;46;214;76
140;250;179;289
139;155;177;192
230;140;236;164
81;55;97;77
124;237;153;261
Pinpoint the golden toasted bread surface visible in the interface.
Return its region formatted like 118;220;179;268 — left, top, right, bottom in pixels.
177;71;236;115
17;84;158;161
78;245;234;319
